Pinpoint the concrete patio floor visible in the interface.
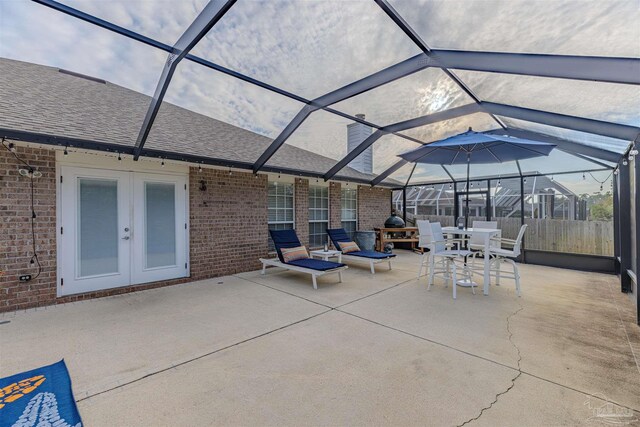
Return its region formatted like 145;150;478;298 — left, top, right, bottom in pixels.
1;251;639;426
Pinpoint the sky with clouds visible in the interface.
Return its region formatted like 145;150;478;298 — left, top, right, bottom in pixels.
0;0;638;188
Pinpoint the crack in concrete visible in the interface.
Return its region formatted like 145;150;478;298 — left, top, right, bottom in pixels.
73;271;640;419
243;273;640;413
456;302;524;427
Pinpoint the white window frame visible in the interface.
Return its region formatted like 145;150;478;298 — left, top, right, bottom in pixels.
341;186;358;237
268;180;295;250
308;185;329;248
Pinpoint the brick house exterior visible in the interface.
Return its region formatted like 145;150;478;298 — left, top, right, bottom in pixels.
188;167;269;280
0;58;397;313
329;182;342;229
294;178;310;247
0;144;392;312
1;147;57;311
358;184;392;231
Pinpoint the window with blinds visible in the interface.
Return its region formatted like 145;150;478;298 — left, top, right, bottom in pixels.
268;181;294;250
341;187;357;238
309;185;329;248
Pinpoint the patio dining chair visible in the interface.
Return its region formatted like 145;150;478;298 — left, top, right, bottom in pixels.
468;220;500;269
417;220;475;299
487;224;528;296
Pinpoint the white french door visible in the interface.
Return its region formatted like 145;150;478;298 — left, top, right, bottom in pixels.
59;167;187;296
131;173;187;284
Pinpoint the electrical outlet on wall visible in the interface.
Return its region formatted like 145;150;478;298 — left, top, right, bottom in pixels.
19;274;32;282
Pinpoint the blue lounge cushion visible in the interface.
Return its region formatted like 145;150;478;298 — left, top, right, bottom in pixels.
327;228;351;247
270;229;303;263
344;250;396;259
327;228;396;259
287;258;346;271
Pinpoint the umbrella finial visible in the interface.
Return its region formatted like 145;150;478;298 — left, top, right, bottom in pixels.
468;127;473;132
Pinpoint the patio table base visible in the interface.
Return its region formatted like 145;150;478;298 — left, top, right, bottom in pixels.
456;279;478;288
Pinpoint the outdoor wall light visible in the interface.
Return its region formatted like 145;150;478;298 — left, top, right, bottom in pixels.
19;168;42;179
199;180;207;192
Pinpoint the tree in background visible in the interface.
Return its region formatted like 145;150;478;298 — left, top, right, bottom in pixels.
581;191;613;220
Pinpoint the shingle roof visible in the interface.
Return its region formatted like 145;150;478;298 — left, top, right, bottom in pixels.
0;58;396;184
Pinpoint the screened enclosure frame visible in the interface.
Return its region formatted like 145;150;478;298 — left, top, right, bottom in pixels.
5;0;638;189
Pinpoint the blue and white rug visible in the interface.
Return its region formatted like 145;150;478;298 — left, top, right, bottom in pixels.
0;360;82;427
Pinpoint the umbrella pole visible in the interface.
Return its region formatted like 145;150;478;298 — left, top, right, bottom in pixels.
465;154;470;229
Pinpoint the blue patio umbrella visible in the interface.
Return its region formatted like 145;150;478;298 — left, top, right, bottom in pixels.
398;129;556;228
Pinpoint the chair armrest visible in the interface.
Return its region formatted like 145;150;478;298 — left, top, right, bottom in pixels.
445;237;467;244
430;239;462;246
490;237;517;246
425;238;467;249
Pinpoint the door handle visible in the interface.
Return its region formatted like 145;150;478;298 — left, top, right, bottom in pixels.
122;236;130;240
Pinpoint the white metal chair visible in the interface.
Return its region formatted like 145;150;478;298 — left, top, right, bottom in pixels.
417;219;461;278
468;221;499;251
469;220;500;269
417;219;433;279
417;220;475;299
487;224;528;296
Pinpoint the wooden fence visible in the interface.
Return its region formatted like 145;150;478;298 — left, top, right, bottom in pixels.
405;214;614;256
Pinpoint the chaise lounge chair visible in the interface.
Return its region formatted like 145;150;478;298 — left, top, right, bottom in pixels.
260;229;348;289
327;228;395;274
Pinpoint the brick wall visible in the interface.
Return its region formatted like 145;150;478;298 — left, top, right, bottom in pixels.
56;169;270;305
329;182;342;229
0;146;271;312
189;168;268;278
1;146;57;311
0;146;392;312
294;178;309;247
358;185;392;231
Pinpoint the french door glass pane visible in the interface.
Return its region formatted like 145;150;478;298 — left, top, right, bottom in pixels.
145;182;176;268
78;178;118;277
